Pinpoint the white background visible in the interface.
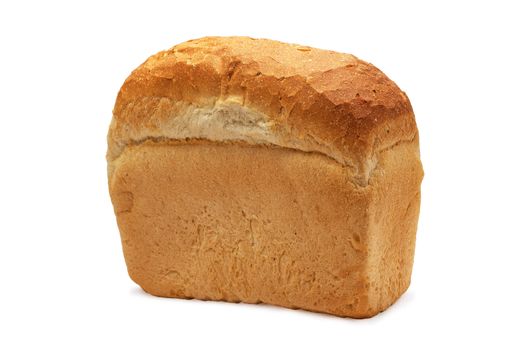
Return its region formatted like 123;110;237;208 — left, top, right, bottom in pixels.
1;0;524;348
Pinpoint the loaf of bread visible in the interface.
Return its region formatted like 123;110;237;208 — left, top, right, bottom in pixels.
107;36;423;318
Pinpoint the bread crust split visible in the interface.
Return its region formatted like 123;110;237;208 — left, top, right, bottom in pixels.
108;36;423;318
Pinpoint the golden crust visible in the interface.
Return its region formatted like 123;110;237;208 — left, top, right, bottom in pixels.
108;37;416;184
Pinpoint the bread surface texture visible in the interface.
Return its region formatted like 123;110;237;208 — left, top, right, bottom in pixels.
108;36;423;318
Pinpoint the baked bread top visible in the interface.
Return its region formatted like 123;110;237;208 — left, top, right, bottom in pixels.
108;36;417;186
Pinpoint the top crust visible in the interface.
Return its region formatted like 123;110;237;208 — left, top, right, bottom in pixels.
108;36;417;185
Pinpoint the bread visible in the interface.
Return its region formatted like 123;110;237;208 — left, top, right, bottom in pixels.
107;36;424;318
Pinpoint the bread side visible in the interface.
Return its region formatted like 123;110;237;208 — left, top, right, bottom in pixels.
110;135;422;318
